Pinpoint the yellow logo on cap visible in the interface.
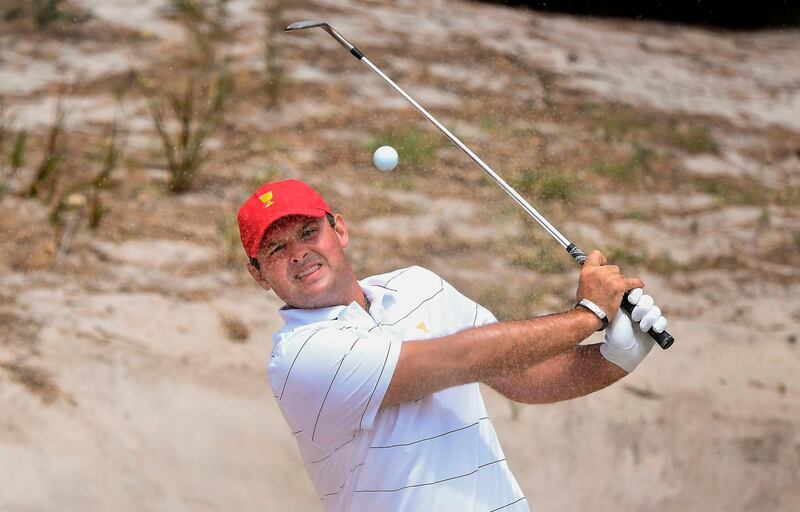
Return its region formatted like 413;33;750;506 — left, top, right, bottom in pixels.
259;191;274;207
416;322;429;333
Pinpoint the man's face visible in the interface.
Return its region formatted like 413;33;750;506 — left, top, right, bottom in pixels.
251;214;352;309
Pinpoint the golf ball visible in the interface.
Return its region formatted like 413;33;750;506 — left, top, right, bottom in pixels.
373;145;398;172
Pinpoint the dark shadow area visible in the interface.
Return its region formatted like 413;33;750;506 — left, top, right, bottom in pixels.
476;1;800;29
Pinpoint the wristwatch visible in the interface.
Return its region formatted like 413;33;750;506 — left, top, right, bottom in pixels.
576;298;609;330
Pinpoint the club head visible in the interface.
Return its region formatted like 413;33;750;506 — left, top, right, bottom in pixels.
285;20;328;32
284;20;355;53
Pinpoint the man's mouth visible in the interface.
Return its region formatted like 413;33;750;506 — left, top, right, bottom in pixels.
295;263;322;280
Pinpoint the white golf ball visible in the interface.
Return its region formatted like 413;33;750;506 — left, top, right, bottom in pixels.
373;145;398;172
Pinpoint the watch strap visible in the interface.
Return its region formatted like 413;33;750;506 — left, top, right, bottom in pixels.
576;298;609;331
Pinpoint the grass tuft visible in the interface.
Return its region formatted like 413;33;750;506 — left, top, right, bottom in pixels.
605;245;685;275
671;123;718;154
0;102;28;196
512;244;570;274
217;213;242;267
49;122;124;263
263;0;287;108
367;126;442;169
591;145;654;184
509;166;576;203
138;69;232;193
26;100;66;199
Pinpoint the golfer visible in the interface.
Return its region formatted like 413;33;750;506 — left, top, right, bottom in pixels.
238;179;666;512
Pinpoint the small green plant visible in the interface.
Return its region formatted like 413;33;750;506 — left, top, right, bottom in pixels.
367;126;441;169
671;123;718;154
217;213;242;266
598;116;629;144
648;250;684;274
138;69;232;193
538;173;572;202
26;100;66;199
509;166;575;203
693;176;763;206
605;244;684;275
263;0;286;108
87;122;122;228
1;0;82;28
377;171;416;191
32;0;65;26
758;208;770;226
512;244;570;274
0;103;28;196
533;69;557;109
168;0;230;67
605;244;650;270
50;122;123;263
591;145;653;184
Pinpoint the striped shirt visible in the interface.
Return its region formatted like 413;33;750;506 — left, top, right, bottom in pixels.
269;266;528;512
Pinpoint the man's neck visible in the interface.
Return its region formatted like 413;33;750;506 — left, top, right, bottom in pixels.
283;279;368;311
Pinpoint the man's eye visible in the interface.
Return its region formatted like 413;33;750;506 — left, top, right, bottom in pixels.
302;229;316;238
270;245;284;256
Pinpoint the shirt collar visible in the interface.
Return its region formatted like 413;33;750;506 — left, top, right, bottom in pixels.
277;303;343;330
276;277;399;332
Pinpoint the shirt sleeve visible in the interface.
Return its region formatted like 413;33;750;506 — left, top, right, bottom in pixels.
269;326;402;449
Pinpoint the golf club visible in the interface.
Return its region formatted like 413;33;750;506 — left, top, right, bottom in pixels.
285;20;674;350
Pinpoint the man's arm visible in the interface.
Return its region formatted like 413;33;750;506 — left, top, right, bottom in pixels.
379;250;643;410
483;294;664;404
482;343;627;404
381;308;603;409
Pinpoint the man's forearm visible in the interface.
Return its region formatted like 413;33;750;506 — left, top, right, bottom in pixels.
383;308;601;407
484;343;628;404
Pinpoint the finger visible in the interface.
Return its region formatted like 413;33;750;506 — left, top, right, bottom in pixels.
627;288;644;305
624;277;645;291
652;316;667;333
606;265;620;274
631;294;654;321
639;305;661;332
585;250;606;267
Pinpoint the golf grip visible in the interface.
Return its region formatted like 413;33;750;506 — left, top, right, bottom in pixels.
567;244;674;349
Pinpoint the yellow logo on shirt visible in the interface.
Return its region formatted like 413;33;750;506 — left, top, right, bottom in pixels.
259;191;274;207
416;322;429;333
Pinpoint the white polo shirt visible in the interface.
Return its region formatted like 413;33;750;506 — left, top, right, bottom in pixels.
269;266;529;512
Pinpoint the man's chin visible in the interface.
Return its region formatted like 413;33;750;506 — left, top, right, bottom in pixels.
288;276;337;308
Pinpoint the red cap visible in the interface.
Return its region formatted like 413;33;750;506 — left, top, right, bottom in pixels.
237;179;332;258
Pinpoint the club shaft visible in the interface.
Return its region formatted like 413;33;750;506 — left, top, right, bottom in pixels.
361;57;572;250
285;21;674;349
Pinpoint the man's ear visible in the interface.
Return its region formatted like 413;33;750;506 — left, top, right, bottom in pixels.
247;261;272;292
333;213;349;249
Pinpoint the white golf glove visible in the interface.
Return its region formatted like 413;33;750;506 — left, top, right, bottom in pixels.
600;289;667;373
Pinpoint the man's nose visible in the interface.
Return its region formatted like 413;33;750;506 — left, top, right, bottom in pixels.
289;242;308;263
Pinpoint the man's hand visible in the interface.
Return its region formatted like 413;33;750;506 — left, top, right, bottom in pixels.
575;250;644;322
600;289;666;372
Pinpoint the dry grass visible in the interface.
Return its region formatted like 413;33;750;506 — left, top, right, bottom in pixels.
0;361;62;404
138;69;232;193
219;311;250;343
